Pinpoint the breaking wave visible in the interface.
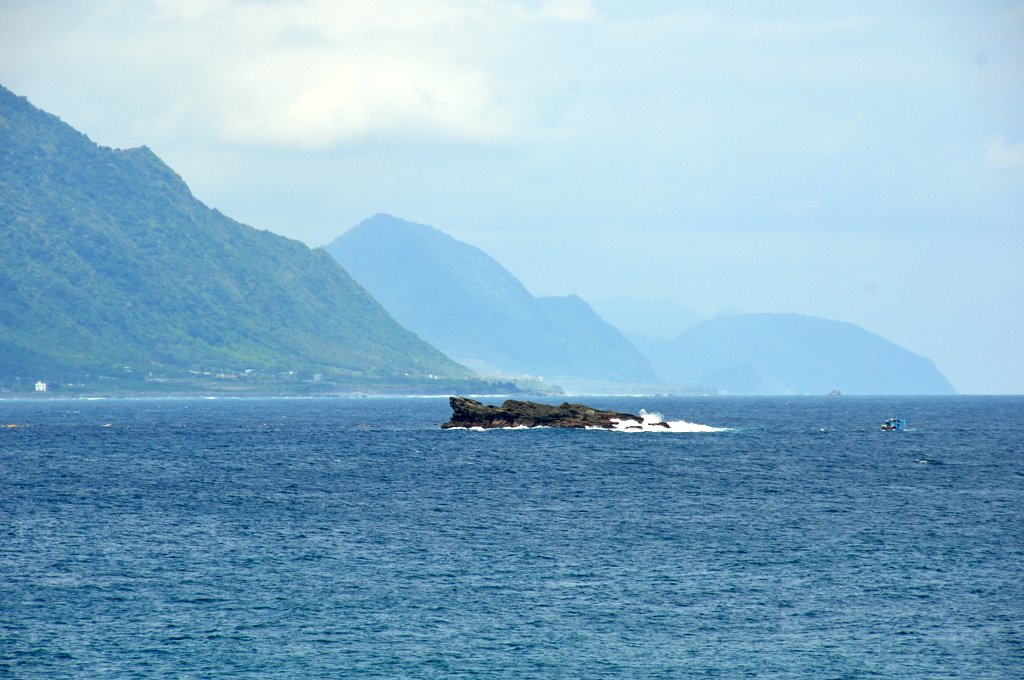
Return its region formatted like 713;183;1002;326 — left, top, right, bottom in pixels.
603;410;728;433
448;410;727;433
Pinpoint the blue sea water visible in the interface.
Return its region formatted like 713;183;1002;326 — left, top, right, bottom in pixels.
1;395;1022;678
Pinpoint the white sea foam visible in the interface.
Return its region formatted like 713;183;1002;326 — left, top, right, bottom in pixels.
604;409;727;433
449;409;727;433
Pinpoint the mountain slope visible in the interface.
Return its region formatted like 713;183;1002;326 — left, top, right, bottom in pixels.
632;313;955;395
324;214;655;382
0;85;471;387
589;296;702;339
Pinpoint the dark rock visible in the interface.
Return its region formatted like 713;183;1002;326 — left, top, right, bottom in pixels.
442;396;648;429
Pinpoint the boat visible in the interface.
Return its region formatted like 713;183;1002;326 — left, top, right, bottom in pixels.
881;417;906;431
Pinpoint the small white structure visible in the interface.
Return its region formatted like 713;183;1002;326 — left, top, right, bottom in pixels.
35;381;47;392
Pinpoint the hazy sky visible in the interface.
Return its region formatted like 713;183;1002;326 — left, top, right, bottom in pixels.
2;1;1022;393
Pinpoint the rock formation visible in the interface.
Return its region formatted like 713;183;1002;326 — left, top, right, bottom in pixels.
442;396;666;429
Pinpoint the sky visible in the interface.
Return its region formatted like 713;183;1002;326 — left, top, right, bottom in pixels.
1;0;1022;393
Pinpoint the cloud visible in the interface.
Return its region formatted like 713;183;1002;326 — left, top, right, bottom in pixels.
141;0;536;148
133;0;601;148
0;0;589;150
214;53;507;148
988;137;1024;167
135;0;600;148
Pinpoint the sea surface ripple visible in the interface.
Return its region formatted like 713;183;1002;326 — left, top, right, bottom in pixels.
1;396;1022;677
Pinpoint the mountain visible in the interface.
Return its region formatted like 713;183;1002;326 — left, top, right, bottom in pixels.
324;214;655;384
630;313;955;395
589;296;702;339
0;84;475;391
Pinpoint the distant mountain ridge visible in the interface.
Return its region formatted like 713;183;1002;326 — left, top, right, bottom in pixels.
589;296;702;339
0;84;473;390
630;313;955;395
324;214;655;383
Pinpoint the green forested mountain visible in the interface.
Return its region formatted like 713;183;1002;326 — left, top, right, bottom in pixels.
0;85;473;390
324;214;655;384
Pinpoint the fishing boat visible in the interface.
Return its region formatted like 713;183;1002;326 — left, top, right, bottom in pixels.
881;417;906;431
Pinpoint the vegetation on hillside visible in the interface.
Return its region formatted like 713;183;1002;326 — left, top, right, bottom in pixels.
0;85;479;393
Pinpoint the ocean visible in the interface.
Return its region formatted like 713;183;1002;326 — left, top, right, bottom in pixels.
1;395;1022;678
